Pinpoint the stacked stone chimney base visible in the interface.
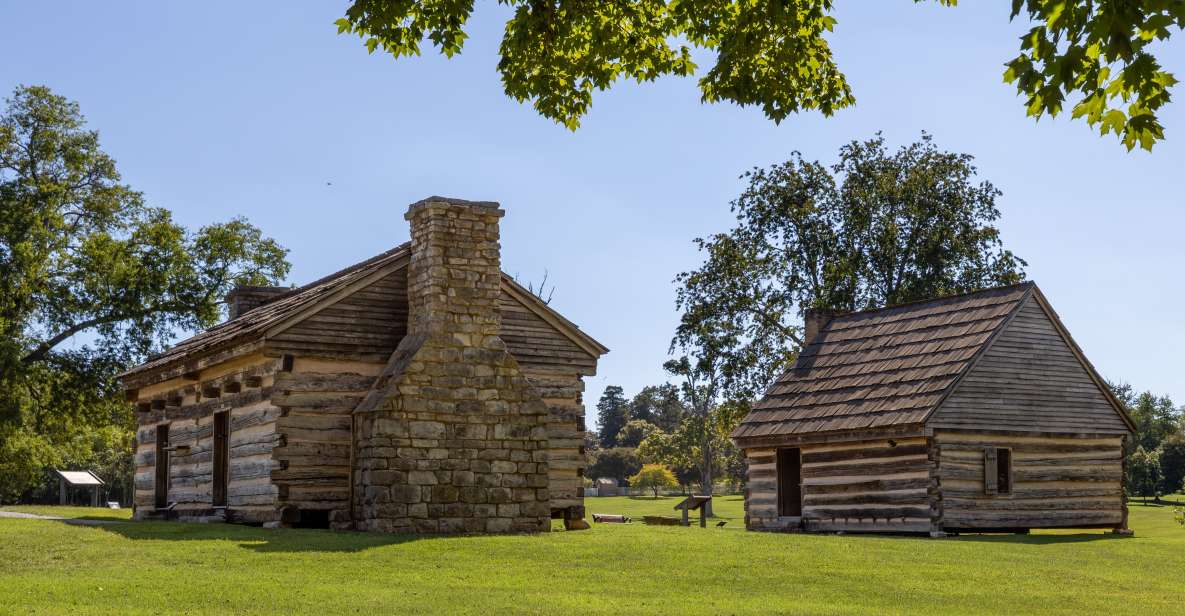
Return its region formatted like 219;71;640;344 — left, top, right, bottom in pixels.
352;333;550;534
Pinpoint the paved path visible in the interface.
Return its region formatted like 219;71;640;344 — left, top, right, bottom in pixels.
0;510;128;526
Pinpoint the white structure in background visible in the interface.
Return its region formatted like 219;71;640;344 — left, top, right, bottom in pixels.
54;469;104;506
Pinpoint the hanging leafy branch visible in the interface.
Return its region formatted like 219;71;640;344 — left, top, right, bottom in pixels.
337;1;1182;149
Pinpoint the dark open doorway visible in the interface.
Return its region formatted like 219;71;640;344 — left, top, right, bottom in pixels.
776;447;802;517
212;412;229;507
154;424;169;509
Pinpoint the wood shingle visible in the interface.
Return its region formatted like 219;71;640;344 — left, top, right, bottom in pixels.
733;283;1033;439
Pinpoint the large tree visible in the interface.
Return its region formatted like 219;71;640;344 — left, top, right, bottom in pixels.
1111;383;1181;452
638;357;748;515
629;383;686;432
1159;433;1185;496
337;1;1182;149
0;85;290;502
1127;446;1163;501
673;134;1026;401
586;447;642;485
595;385;630;448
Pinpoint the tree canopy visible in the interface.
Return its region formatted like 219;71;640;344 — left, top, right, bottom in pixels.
1127;446;1163;500
338;1;1182;149
629;384;686;432
672;133;1026;401
0;85;290;502
628;464;679;498
595;385;630;448
1112;383;1182;452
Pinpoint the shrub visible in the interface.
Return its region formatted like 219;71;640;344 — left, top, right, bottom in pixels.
1127;446;1163;502
629;464;679;498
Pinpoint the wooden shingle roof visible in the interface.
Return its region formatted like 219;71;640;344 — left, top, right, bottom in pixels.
120;242;608;382
732;283;1034;440
120;244;413;378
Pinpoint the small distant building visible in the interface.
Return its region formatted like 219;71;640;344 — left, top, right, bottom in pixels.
120;197;608;532
733;283;1134;535
593;478;619;497
54;470;104;506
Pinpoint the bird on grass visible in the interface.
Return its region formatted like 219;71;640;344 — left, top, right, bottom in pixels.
716;520;727;528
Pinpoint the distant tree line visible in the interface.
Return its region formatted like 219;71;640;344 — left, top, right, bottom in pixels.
1113;383;1185;501
586;382;745;496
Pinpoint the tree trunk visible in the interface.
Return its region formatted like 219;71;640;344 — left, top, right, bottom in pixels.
701;442;714;518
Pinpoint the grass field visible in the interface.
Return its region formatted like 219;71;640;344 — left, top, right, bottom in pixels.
1;500;1183;615
0;505;133;521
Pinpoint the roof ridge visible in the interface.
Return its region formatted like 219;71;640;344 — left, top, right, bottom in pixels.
152;242;411;344
827;281;1035;322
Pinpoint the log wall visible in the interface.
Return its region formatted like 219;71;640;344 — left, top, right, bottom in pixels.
132;357;283;523
745;435;932;533
933;430;1125;530
272;359;382;528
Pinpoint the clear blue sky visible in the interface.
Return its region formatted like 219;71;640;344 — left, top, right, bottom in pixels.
3;2;1182;414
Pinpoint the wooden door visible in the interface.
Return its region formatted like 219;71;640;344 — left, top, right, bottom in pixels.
212;412;229;507
777;447;802;517
154;424;169;509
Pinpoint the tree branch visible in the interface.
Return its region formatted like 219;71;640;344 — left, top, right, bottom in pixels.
741;305;803;347
20;302;191;364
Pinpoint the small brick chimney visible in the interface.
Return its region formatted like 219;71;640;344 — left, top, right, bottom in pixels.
803;308;841;345
351;197;550;534
225;285;288;319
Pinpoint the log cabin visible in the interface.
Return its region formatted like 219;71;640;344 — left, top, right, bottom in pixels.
733;283;1135;535
120;197;607;532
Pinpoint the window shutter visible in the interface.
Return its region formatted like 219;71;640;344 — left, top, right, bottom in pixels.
983;447;998;495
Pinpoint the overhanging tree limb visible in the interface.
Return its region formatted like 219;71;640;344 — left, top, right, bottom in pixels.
339;0;1181;149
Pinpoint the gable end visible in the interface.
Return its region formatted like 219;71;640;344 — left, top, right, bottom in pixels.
927;291;1133;435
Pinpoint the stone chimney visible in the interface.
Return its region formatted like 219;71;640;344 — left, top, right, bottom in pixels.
225;285;288;319
351;197;550;535
803;308;841;345
404;197;504;344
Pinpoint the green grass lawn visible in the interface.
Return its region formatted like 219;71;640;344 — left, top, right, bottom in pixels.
0;505;133;521
586;494;747;527
1;502;1182;615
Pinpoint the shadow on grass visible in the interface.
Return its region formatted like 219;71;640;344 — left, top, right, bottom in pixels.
91;519;528;553
948;531;1131;545
1128;499;1185;507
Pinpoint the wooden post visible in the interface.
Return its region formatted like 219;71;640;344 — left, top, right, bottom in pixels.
92;485;99;507
59;477;66;505
699;508;706;528
681;507;689;527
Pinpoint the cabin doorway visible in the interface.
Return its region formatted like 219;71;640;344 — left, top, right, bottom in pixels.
776;447;802;517
212;412;229;507
154;424;169;509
